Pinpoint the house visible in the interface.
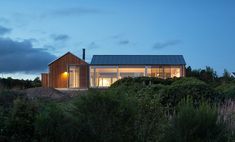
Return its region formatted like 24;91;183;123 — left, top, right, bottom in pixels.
231;72;235;78
41;49;186;89
89;55;186;88
41;49;89;89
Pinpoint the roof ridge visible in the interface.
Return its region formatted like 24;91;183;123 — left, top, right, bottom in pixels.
93;54;183;56
48;52;85;66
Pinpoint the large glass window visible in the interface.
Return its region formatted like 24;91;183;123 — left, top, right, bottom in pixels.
171;67;181;78
90;67;95;87
146;66;152;77
118;67;145;79
91;67;118;87
151;67;164;78
90;65;182;88
164;67;171;79
69;66;79;88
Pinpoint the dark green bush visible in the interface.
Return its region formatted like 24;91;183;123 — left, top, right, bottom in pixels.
111;77;173;88
110;77;175;95
5;98;38;142
160;78;218;107
0;91;26;109
163;99;228;142
71;88;167;142
135;88;167;142
72;90;137;142
35;103;78;142
216;83;235;100
0;77;234;141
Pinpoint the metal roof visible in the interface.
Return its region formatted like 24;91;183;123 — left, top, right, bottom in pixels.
90;55;186;65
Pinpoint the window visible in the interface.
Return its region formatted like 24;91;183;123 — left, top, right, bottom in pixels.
90;67;95;87
151;67;164;78
90;65;182;88
146;66;152;77
164;67;171;79
90;67;118;87
118;67;145;78
171;67;181;78
69;66;79;88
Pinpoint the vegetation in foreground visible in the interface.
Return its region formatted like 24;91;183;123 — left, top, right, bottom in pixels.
0;67;234;142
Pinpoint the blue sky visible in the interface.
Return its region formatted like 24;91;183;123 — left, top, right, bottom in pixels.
0;0;235;79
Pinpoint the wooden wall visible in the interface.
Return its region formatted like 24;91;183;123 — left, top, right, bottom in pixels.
41;73;49;87
79;65;89;89
48;52;88;88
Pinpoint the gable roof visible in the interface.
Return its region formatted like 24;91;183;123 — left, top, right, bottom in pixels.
232;72;235;77
48;52;84;66
90;55;186;65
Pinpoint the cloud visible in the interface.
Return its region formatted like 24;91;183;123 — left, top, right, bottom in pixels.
51;34;69;41
0;25;11;35
0;37;56;73
110;33;124;39
118;40;130;45
0;18;9;24
42;7;102;18
87;42;99;49
153;40;182;49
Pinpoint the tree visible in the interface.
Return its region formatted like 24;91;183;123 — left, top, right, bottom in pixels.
221;69;232;83
32;77;42;87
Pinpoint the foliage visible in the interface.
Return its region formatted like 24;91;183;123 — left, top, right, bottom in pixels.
0;91;26;110
0;77;41;90
4;98;38;142
186;66;218;83
0;91;27;141
134;89;167;142
216;83;235;99
35;103;79;142
110;77;175;95
163;99;228;142
160;77;219;107
111;77;174;88
0;75;235;141
222;69;232;82
72;90;137;142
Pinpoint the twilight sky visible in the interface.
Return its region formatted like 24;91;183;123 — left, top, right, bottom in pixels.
0;0;235;79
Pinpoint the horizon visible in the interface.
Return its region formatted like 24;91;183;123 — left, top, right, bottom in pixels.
0;0;235;79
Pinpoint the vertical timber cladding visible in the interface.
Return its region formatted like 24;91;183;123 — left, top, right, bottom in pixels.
48;52;88;88
79;65;89;89
41;73;49;87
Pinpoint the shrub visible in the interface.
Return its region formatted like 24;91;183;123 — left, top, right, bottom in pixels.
110;77;175;95
135;88;167;142
5;98;38;142
163;99;228;142
0;91;26;110
35;103;78;142
160;78;218;107
216;83;235;100
0;91;27;141
110;77;169;88
72;90;137;142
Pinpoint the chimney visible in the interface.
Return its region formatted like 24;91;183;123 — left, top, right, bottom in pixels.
82;48;85;60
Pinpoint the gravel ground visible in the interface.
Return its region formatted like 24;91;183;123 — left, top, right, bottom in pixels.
22;87;74;101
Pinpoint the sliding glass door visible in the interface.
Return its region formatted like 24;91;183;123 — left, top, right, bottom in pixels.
69;66;80;88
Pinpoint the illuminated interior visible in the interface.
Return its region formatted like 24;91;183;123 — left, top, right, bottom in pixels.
119;68;145;78
90;66;182;87
69;66;80;88
92;67;118;87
